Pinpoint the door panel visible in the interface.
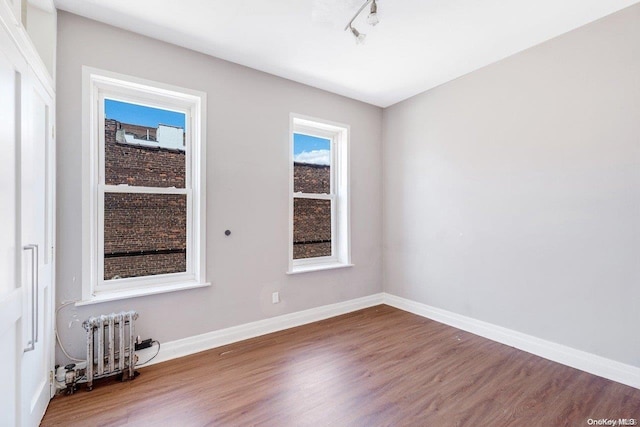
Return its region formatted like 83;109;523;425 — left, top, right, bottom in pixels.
0;27;21;426
20;71;54;427
1;10;55;426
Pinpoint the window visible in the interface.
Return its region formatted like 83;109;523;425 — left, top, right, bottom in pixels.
289;114;351;273
81;68;207;303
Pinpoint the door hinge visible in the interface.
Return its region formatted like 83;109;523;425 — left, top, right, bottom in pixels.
51;125;55;139
49;370;53;384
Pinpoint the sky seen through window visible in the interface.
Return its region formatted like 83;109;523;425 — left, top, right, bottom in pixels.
294;133;330;166
105;99;186;129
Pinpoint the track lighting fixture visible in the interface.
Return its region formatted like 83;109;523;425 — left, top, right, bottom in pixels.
344;0;380;44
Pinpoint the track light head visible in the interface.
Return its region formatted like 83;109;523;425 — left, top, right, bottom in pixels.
367;0;379;26
350;26;366;44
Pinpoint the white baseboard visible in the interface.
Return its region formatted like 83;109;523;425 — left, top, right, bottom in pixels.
136;291;639;390
383;293;640;390
136;293;384;366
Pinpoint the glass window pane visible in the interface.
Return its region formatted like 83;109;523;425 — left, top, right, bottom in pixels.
104;99;186;188
104;192;186;280
293;133;331;194
293;198;332;259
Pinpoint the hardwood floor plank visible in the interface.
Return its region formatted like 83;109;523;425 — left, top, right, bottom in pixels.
41;305;640;426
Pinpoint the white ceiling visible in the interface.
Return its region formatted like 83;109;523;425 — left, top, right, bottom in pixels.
53;0;639;107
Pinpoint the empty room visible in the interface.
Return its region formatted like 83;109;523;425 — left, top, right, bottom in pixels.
1;0;639;425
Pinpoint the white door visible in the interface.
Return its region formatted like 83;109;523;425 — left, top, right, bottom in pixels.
0;26;23;427
19;67;55;426
0;21;55;426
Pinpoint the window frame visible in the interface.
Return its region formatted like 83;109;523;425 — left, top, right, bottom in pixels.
288;114;351;274
81;67;208;304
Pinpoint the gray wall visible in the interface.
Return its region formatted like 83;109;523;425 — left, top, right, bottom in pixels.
383;4;640;367
56;12;382;361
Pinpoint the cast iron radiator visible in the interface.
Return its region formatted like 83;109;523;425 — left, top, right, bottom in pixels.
82;311;138;390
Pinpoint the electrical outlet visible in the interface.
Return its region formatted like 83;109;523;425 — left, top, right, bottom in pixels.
272;292;280;304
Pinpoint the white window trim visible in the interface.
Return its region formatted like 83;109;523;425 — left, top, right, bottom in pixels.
81;67;208;304
288;113;352;274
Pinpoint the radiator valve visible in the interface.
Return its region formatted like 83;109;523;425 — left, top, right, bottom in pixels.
64;364;78;395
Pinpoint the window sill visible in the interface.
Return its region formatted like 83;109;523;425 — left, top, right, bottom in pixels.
287;262;354;275
76;281;211;306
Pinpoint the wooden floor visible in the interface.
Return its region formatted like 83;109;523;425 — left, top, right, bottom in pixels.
42;305;640;426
